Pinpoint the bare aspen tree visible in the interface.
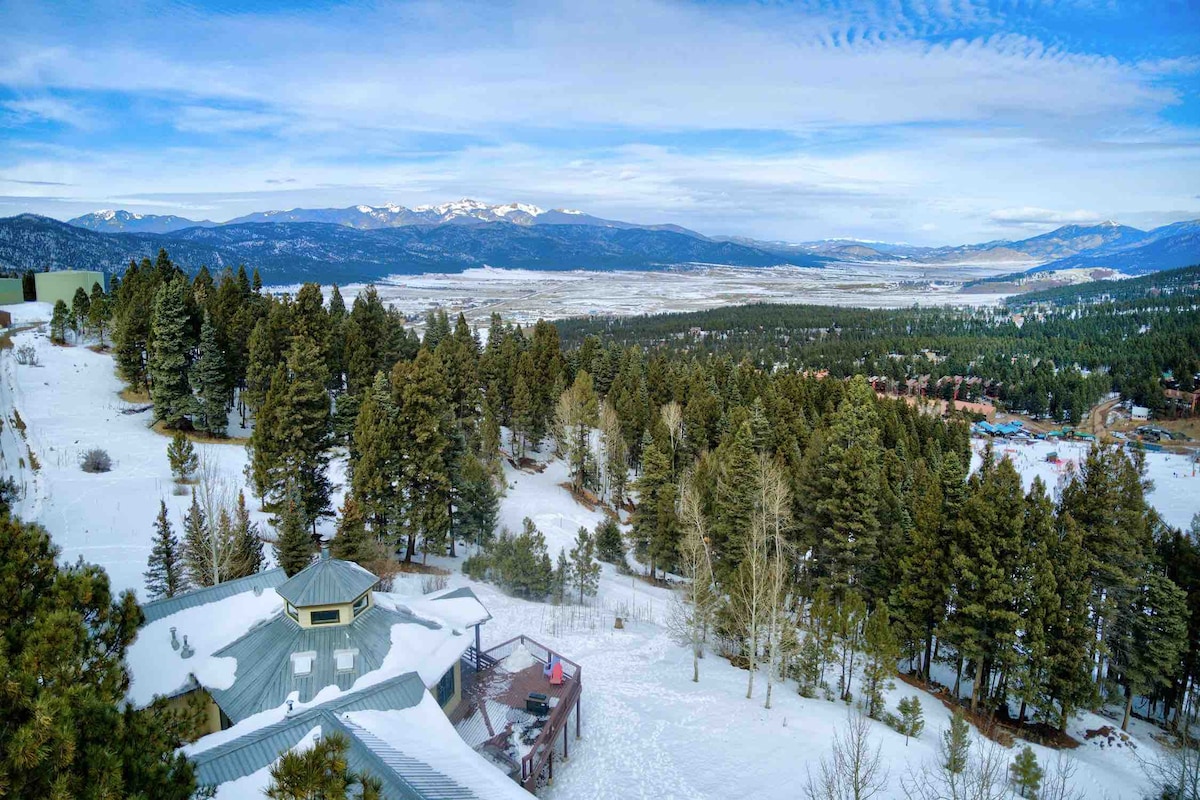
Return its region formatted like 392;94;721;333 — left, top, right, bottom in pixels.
600;402;627;506
1141;734;1200;800
735;498;770;700
900;720;1011;800
670;475;717;683
661;400;683;472
759;455;794;710
805;711;889;800
188;450;240;585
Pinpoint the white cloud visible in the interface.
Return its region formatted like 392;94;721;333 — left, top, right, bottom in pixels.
988;207;1104;228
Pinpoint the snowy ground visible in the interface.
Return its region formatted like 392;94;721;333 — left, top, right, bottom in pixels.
971;436;1198;531
269;263;1016;331
2;300;1188;798
0;303;347;598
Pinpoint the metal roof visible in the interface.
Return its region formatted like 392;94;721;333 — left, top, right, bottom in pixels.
192;673;431;790
209;604;440;723
141;568;288;625
427;587;493;625
276;557;379;608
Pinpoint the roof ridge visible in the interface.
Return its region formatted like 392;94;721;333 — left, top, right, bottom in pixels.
337;717;480;800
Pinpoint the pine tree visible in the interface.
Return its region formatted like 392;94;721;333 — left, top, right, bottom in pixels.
455;451;499;552
570;526;602;604
553;549;572;604
167;430;198;483
149;275;195;429
1112;572;1188;731
392;349;451;562
192;311;228;437
50;299;70;344
1010;746;1043;799
480;380;503;466
595;517;625;564
330;495;376;566
555;370;600;494
897;696;925;745
243;318;275;415
712;421;756;572
87;281;110;345
352;372;400;533
230;491;265;578
274;483;314;577
890;458;948;680
71;286;91;335
862;602;899;719
182;489;212;586
943;710;971;774
145;500;188;599
266;732;381;800
631;435;676;578
0;514;198;799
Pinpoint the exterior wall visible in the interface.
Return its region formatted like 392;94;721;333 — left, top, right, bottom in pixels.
0;278;23;305
436;660;462;715
34;271;105;307
161;687;224;741
294;591;372;628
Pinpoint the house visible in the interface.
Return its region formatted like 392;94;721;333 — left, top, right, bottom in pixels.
1131;405;1150;421
128;551;572;798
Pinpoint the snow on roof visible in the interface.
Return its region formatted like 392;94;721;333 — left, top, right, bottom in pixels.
209;726;320;800
346;697;534;799
126;587;284;707
381;586;492;631
142;568;287;624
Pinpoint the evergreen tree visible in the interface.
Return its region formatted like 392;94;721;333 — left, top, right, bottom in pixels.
274;483;315;577
890;458;948;680
87;281;110;345
351;373;400;533
192;311;228;437
50;298;70;344
897;696;925;745
1112;572;1188;731
149;275;195;429
553;548;572;604
555;370;600;493
862;602;899;719
1010;746;1043;799
230;491;265;578
595;517;625;564
455;451;499;552
243;318;274;415
167;430;198;482
569;526;602;604
943;710;971;774
0;513;198;799
145;499;188;599
71;285;91;335
330;495;376;566
266;731;382;800
631;435;676;578
392;350;451;562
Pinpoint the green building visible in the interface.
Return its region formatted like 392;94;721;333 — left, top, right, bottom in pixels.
34;270;106;306
0;277;23;305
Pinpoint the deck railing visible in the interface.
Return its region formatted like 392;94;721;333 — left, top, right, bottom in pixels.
464;634;582;793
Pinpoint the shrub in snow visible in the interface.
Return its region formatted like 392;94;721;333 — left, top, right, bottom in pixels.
421;574;449;594
15;344;37;366
80;448;113;474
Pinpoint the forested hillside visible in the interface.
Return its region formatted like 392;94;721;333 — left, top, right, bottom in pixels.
65;249;1194;768
555;270;1200;420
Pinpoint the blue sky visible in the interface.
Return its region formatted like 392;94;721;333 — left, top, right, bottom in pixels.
1;0;1198;244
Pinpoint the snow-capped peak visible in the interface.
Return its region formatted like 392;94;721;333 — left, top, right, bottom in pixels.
494;202;545;218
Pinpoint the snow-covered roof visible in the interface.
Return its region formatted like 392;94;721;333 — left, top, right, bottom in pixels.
127;585;285;707
142;568;287;624
276;555;378;608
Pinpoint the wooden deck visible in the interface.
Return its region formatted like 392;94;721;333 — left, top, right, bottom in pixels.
449;636;582;792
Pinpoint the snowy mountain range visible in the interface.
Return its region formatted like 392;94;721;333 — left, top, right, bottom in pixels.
69;200;700;236
2;203;1194;284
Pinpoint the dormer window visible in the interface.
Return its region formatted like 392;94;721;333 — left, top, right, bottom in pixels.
352;593;369;618
309;609;340;626
291;651;316;677
286;603;299;622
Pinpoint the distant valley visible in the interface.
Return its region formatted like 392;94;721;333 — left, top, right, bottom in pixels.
0;200;1196;288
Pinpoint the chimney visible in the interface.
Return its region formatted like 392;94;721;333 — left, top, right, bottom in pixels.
170;627;180;651
180;635;194;660
320;545;330;561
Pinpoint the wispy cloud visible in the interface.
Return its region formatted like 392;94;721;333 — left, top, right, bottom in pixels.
0;0;1196;242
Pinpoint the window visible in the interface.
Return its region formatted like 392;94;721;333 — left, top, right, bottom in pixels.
291;651;316;677
309;609;340;625
286;603;299;622
352;593;369;618
436;666;456;706
334;649;358;672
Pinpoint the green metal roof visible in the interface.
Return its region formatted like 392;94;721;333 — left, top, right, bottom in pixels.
276;556;379;608
210;604;439;723
142;568;287;625
192;673;434;792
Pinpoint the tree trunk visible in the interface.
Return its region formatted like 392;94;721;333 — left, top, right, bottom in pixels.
923;632;934;683
971;658;984;712
1122;686;1133;732
953;655;963;700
